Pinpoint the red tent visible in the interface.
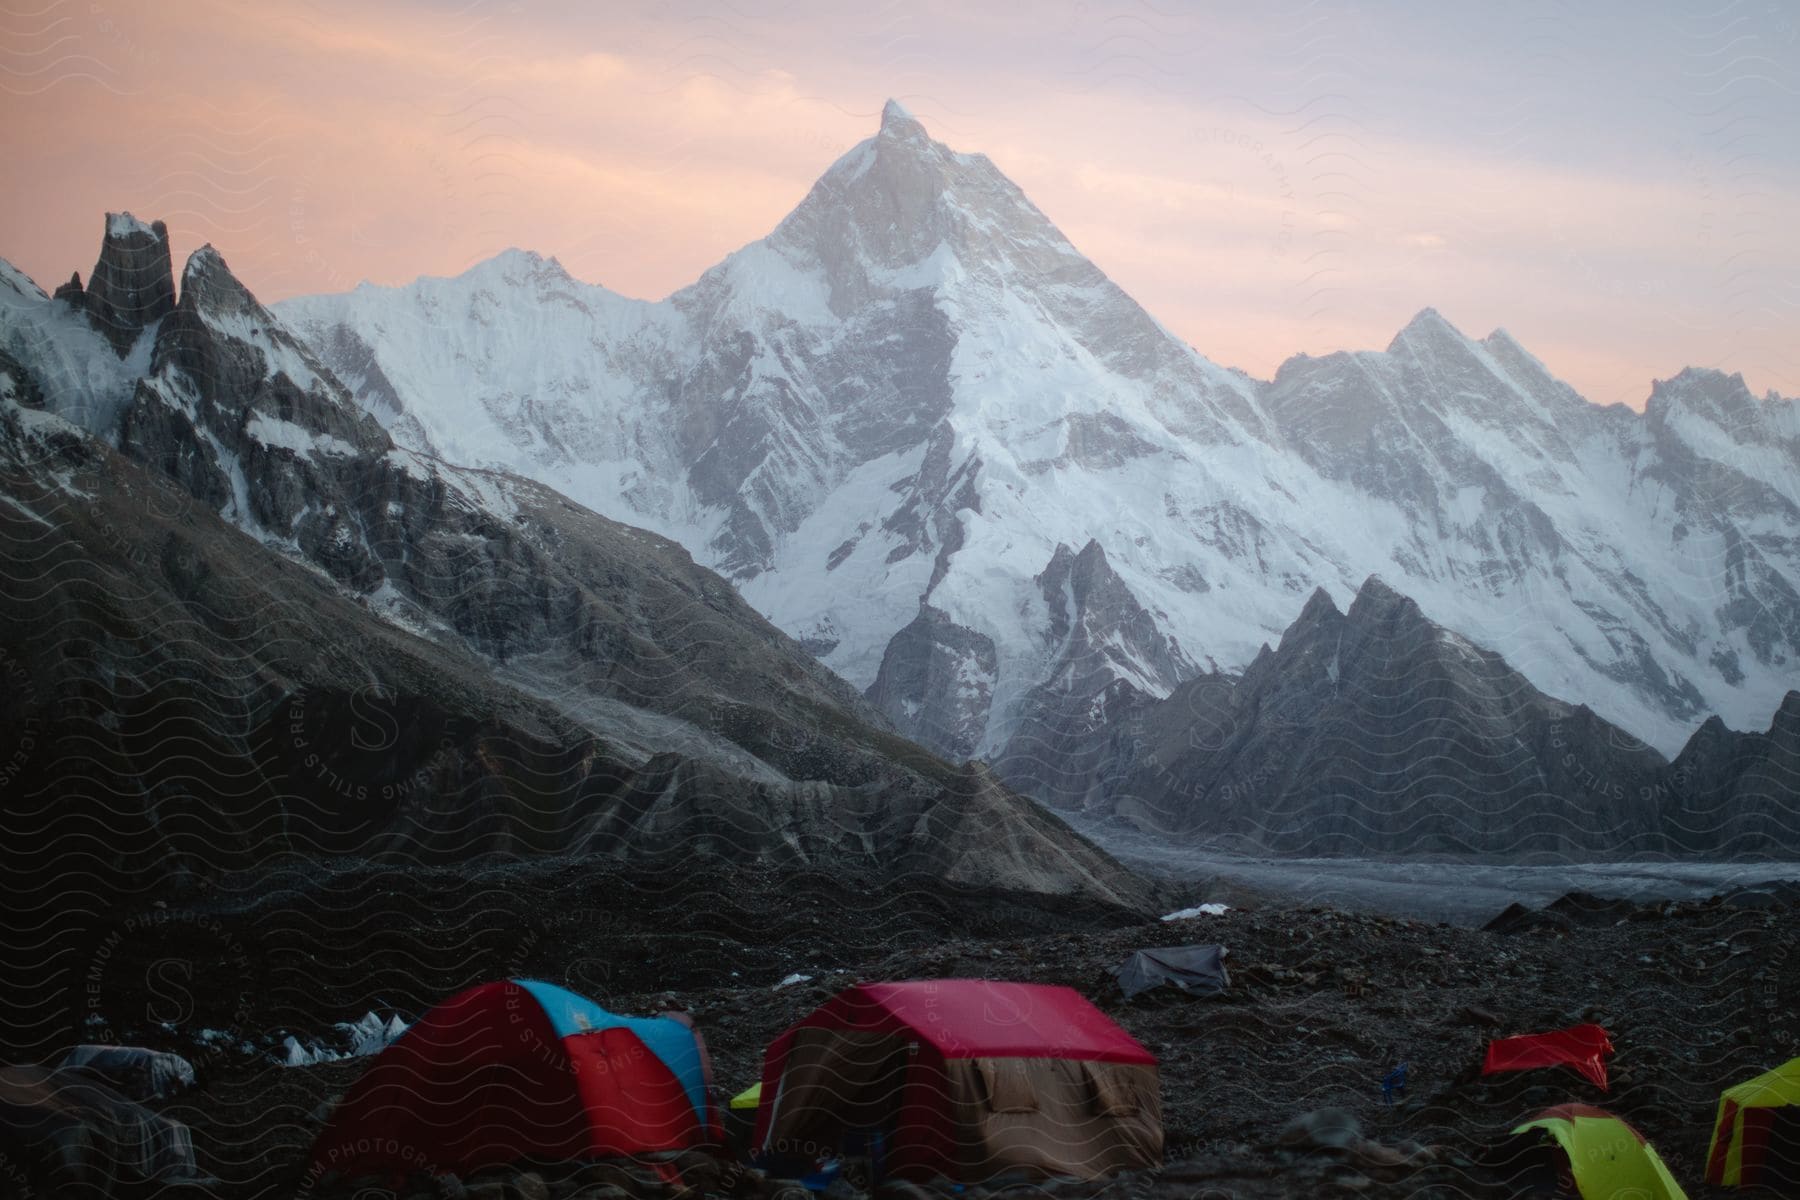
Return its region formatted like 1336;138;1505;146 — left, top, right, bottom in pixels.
309;980;719;1183
752;980;1161;1182
1482;1023;1613;1091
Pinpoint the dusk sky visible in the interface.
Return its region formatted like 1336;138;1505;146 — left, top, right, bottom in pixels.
4;0;1797;407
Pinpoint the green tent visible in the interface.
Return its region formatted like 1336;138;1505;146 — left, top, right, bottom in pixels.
1507;1105;1687;1200
1706;1055;1800;1188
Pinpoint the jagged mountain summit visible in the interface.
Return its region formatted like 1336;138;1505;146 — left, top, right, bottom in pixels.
1099;576;1798;856
277;104;1798;791
0;213;1150;913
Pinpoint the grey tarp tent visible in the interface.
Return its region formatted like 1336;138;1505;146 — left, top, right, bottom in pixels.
0;1064;205;1194
59;1046;196;1101
1110;945;1230;1000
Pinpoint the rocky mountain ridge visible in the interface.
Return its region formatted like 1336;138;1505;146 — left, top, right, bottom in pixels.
1085;575;1799;855
0;214;1153;928
276;103;1799;786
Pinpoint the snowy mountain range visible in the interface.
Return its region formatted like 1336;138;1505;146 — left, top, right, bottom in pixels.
276;101;1799;792
0;214;1146;907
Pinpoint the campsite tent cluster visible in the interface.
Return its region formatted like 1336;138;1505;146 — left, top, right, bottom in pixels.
311;977;1164;1187
297;974;1800;1198
1479;1024;1800;1198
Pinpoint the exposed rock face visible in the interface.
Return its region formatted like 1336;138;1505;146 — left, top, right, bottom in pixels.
1112;577;1676;855
122;244;394;588
51;271;83;304
67;212;175;355
1639;369;1800;676
992;540;1195;808
1661;691;1800;852
101;240;897;766
0;347;45;409
866;605;998;761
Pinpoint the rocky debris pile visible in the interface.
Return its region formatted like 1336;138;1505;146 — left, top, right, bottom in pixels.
1483;881;1800;935
1269;1108;1443;1192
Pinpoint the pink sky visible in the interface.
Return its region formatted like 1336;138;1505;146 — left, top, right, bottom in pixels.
4;0;1796;407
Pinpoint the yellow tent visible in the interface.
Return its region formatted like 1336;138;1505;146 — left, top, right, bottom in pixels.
730;1081;762;1110
1508;1105;1687;1200
1706;1056;1800;1188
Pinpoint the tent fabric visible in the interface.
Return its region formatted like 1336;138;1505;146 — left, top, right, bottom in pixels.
58;1045;196;1101
1509;1105;1687;1200
1483;1023;1614;1090
753;980;1161;1183
309;979;719;1179
1707;1056;1800;1188
0;1065;203;1191
776;980;1157;1063
731;1082;763;1110
1109;945;1229;1000
514;979;710;1124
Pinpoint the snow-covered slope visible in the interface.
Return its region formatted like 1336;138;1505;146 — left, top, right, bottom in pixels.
0;211;1156;907
278;101;1800;776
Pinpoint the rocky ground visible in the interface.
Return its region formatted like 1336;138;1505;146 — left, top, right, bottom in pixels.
26;861;1797;1199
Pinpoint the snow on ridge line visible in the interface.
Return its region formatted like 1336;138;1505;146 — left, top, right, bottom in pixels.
106;211;159;239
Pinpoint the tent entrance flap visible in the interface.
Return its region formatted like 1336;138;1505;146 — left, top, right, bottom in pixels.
754;980;1162;1184
1707;1055;1800;1188
945;1056;1162;1181
1767;1107;1800;1189
762;1028;911;1155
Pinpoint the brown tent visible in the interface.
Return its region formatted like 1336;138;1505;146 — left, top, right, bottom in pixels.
752;980;1161;1183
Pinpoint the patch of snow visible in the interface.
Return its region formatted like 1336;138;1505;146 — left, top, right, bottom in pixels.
107;211;157;239
245;413;357;458
0;257;48;301
0;261;142;438
774;973;813;989
278;1010;407;1067
1162;903;1230;921
195;300;327;395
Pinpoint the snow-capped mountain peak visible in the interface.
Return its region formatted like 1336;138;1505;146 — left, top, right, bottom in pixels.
880;97;921;131
277;103;1800;778
1385;305;1462;351
749;94;1083;314
106;210;159;239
